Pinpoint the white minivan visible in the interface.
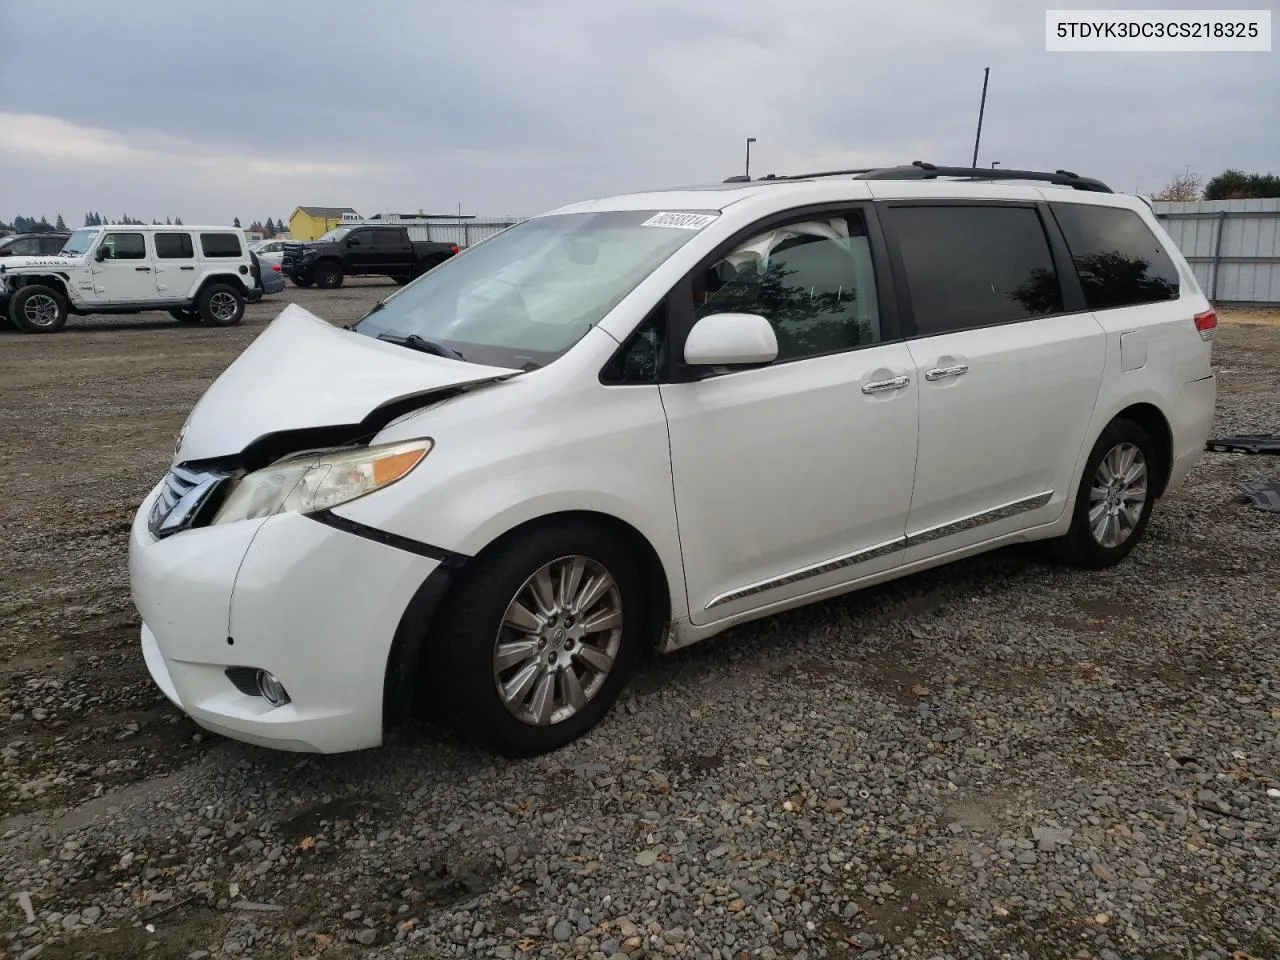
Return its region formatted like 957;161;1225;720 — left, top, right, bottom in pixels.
129;163;1217;756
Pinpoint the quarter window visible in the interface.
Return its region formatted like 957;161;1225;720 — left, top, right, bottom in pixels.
691;212;882;362
602;306;667;384
1050;203;1180;310
890;205;1063;336
99;232;147;260
200;233;243;258
154;232;195;259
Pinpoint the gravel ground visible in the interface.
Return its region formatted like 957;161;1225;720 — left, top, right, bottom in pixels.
1;287;1277;960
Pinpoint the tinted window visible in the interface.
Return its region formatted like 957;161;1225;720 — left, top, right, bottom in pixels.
200;233;242;258
5;238;40;255
891;205;1062;335
374;228;403;245
155;232;195;259
100;232;147;260
41;236;67;254
691;212;882;362
1051;203;1180;310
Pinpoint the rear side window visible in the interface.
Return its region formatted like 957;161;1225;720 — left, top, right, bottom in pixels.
155;232;195;259
200;232;243;258
6;238;40;255
374;228;403;245
1050;203;1180;310
889;205;1063;336
41;236;66;254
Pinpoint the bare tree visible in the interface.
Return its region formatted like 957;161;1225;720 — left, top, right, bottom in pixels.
1152;168;1202;202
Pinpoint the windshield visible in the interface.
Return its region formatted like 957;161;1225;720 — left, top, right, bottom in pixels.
62;228;99;256
351;210;715;369
316;226;352;242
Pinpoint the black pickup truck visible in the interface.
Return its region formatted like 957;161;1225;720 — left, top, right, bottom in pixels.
282;225;459;289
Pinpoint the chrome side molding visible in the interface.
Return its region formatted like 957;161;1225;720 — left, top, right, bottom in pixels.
704;490;1053;611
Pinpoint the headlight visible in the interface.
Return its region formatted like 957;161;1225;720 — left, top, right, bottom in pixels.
211;439;432;525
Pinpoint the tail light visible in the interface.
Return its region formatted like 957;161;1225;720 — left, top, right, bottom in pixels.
272;264;281;272
450;244;460;255
1193;308;1217;341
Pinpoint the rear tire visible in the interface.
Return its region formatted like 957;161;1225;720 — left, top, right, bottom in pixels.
429;521;644;757
9;285;68;334
196;283;245;327
315;262;344;289
1050;418;1157;569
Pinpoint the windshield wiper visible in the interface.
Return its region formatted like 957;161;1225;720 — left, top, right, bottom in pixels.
377;332;466;362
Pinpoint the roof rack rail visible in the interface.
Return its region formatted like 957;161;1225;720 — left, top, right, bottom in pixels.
724;161;1112;193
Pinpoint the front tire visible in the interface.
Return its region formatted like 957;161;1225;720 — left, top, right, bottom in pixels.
197;283;245;327
430;521;644;757
315;261;344;289
291;274;314;288
9;285;68;334
169;307;201;324
1051;418;1157;569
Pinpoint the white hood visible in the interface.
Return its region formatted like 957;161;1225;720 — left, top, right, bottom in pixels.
174;303;519;463
0;254;84;273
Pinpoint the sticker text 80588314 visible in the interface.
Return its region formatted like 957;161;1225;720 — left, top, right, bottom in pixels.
641;212;719;230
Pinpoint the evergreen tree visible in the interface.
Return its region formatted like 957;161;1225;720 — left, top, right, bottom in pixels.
165;216;172;225
265;217;276;237
233;216;241;228
174;216;183;225
55;214;67;231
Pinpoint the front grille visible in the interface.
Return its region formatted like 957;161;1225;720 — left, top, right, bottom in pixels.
148;465;227;538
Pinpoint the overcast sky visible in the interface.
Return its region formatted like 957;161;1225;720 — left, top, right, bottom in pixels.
2;0;1276;226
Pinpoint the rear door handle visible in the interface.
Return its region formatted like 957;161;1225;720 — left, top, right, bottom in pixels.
179;266;195;271
925;364;969;381
135;266;152;272
861;375;910;395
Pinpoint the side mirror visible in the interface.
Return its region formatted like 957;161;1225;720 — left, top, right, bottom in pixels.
684;313;778;366
94;246;108;262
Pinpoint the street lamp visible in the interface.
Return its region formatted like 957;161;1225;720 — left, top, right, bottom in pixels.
745;137;757;179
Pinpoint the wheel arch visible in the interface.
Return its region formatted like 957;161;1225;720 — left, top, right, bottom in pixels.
382;508;673;729
194;273;251;299
10;273;72;299
1112;402;1174;497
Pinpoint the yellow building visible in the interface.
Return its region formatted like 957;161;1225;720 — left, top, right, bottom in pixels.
287;206;359;241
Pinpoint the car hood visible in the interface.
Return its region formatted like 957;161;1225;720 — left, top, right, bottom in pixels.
174;303;519;464
0;254;83;272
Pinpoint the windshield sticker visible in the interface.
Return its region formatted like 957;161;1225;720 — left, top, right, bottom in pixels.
641;212;719;231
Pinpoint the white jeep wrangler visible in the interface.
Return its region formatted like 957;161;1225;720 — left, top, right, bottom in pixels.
0;225;257;333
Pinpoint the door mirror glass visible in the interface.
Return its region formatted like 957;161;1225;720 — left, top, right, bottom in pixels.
94;245;108;262
684;312;778;366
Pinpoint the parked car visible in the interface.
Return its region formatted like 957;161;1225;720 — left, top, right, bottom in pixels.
129;162;1216;756
281;225;458;289
0;232;71;257
251;239;290;256
1;225;254;332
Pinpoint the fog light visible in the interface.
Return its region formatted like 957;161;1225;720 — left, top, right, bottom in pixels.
255;670;290;706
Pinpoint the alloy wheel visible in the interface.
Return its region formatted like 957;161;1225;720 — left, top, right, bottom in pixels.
23;293;59;328
209;292;238;322
1088;442;1148;549
492;556;623;727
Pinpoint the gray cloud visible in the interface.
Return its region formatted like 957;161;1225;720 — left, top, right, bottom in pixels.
2;0;1276;223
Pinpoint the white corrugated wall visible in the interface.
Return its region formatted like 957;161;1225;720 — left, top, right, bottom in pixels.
1151;198;1280;305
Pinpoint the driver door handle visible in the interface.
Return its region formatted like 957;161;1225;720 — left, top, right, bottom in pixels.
925;363;969;381
135;266;152;272
861;375;910;395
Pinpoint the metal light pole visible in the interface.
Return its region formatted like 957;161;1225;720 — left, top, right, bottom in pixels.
971;67;990;168
745;137;757;179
